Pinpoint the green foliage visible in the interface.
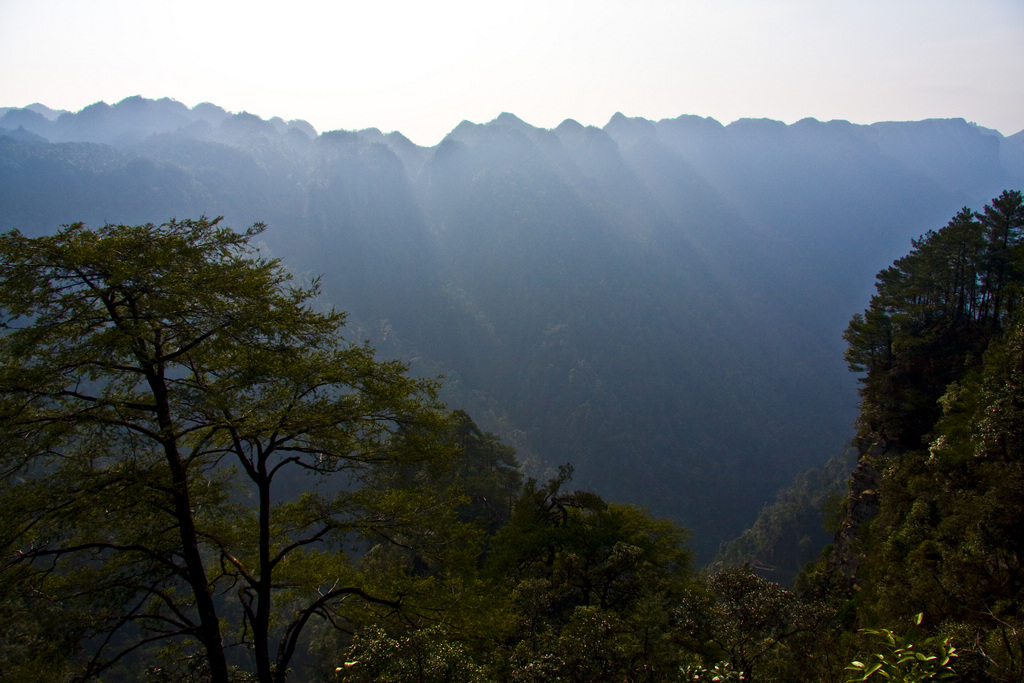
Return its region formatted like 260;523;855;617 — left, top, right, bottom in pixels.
314;462;705;682
338;626;491;683
844;191;1024;449
852;318;1024;655
444;410;523;531
678;661;747;682
676;566;836;681
444;466;696;681
0;592;77;682
489;465;692;612
0;218;460;682
836;192;1024;681
846;615;958;682
716;448;856;586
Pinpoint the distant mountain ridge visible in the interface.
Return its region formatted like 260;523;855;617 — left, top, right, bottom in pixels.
0;96;316;146
3;96;1022;559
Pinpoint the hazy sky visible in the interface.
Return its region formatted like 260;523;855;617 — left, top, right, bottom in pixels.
2;0;1022;145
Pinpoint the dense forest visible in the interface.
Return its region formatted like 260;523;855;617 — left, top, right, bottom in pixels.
1;193;1022;681
3;97;1023;559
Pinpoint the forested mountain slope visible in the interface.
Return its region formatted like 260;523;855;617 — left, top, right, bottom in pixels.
793;190;1024;681
2;97;1021;557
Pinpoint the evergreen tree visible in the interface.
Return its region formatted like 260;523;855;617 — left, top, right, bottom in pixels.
844;191;1024;449
837;191;1024;680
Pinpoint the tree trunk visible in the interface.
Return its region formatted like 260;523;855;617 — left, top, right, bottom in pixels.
149;364;230;683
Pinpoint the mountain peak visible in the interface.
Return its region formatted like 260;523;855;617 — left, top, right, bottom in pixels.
24;103;65;121
604;112;656;139
490;112;539;134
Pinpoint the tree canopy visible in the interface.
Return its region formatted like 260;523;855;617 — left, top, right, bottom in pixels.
0;217;460;682
826;190;1024;680
844;190;1024;449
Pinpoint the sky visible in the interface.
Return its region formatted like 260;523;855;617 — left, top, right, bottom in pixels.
1;0;1022;146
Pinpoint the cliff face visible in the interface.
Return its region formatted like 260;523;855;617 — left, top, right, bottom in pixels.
828;438;886;589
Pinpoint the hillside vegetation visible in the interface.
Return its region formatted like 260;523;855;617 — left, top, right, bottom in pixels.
2;193;1021;681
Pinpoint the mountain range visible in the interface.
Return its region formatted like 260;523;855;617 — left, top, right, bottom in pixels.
3;96;1022;559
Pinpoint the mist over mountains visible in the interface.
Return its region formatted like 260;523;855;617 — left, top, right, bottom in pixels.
3;96;1022;558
